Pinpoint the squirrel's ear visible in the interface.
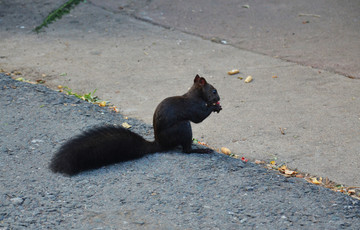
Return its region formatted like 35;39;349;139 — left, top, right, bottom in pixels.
194;75;207;86
199;77;207;86
194;74;201;83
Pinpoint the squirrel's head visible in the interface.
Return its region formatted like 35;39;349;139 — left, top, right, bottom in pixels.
193;74;220;105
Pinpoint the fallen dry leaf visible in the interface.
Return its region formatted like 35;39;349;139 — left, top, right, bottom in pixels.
197;141;207;146
255;160;265;164
279;127;286;135
109;106;119;112
298;13;321;18
284;169;297;175
278;165;287;172
36;79;45;84
99;101;107;107
310;177;322;185
277;165;297;175
121;122;131;129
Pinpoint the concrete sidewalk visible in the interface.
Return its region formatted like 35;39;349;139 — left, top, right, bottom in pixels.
0;0;359;186
121;0;360;79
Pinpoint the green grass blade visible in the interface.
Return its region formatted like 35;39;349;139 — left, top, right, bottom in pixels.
34;0;84;33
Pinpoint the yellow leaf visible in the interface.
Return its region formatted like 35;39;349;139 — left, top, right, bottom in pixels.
279;165;287;171
121;122;131;129
277;165;296;175
270;160;276;165
311;178;322;185
198;141;207;146
284;169;297;175
99;101;106;107
109;106;119;112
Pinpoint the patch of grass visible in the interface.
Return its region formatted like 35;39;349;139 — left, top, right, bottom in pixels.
34;0;85;33
61;86;118;110
63;87;101;103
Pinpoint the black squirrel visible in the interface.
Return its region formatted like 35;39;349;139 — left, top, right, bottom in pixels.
50;75;222;175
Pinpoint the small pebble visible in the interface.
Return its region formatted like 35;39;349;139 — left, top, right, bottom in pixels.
10;197;24;205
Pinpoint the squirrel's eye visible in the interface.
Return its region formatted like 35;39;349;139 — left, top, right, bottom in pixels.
213;89;217;94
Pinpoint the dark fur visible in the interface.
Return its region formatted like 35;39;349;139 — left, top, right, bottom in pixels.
50;126;161;175
50;75;221;176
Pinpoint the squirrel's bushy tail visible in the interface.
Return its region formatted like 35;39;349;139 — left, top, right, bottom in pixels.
49;126;161;176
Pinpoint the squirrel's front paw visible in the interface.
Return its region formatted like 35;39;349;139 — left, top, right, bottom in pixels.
214;105;222;113
213;102;222;113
